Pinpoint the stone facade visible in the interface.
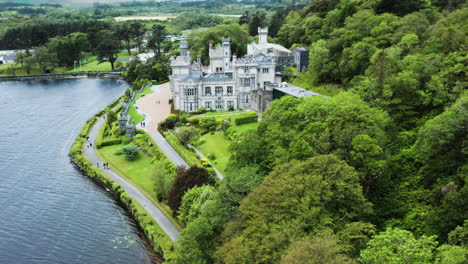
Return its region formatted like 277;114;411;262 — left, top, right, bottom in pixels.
169;28;287;112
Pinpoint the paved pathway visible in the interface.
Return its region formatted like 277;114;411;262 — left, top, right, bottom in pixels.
136;83;188;168
83;116;180;241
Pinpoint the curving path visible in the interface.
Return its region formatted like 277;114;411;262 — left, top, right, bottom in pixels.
83;116;180;241
136;83;188;168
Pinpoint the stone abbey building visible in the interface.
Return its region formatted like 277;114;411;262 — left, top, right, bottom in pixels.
169;28;317;112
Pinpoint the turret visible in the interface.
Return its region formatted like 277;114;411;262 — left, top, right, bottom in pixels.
180;37;188;57
258;27;268;44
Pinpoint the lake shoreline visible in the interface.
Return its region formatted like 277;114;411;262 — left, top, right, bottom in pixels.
69;94;175;262
0;72;123;82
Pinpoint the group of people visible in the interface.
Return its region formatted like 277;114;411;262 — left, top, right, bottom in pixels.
96;162;110;169
86;136;93;148
140;121;146;127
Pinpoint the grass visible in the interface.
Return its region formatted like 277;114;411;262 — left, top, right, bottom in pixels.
97;144;183;230
197;132;232;175
193;111;258;124
128;86;154;124
230;122;259;134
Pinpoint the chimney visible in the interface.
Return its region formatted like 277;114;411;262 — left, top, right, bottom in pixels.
232;52;237;64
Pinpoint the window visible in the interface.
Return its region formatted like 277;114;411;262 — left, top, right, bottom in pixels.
227;86;233;95
186;88;196;96
205;87;211;96
243;93;249;103
227;101;234;109
216;100;224;110
205;101;212;110
262;68;269;73
188;102;194;112
263;81;270;88
242;78;250;88
215;86;223;95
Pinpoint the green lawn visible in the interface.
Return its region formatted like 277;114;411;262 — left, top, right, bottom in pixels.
230;122;259;134
197;132;231;175
97;143;183;230
194;111;258;123
98;144;156;197
128;86;154;124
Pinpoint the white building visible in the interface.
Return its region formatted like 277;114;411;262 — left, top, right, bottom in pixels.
169;28;289;112
0;50;17;65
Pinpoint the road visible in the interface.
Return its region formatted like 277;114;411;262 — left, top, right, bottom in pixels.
83;116;181;242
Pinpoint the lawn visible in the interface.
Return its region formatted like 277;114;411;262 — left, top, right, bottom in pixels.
98;144;156;197
194;111;258;124
197;132;232;175
97;143;183;230
230;122;258;134
128;86;154;124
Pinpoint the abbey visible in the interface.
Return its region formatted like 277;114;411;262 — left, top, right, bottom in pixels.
169;28;295;112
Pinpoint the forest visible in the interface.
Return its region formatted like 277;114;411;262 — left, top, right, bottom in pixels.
164;0;467;263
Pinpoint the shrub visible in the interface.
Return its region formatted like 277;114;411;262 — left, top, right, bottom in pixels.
193;107;206;115
234;114;258;126
228;105;235;111
102;138;122;147
176;126;201;145
107;110;117;125
198;118;218;133
207;153;216;160
121;137;132;145
167;166;214;213
118;145;141;161
163;114;178;129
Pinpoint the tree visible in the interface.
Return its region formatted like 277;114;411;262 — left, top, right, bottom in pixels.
360;228;438;264
167;166;214;213
217;155;371;263
47;32;89;67
153;161;172;201
34;46;58;73
95;30;120;70
176;126;200;146
130;22;145;53
148;24;166;59
248;11;267;36
23;56;35;75
115;23;132;55
281;233;356;264
106;110;117;125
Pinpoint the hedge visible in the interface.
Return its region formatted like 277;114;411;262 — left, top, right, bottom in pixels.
164;132;202;167
69;96;175;261
234;114;258;126
101;138;122;147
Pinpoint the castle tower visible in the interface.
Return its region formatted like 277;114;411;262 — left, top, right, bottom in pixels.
180;38;188;57
258;27;268;44
222;37;231;71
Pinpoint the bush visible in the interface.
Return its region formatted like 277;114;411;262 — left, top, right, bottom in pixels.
193;107;206;115
234;114;258;126
176;126;201;145
117;145;141;161
102;138;122;147
207;153;216;160
167;166;214;213
121;137;132;145
198;118;218;133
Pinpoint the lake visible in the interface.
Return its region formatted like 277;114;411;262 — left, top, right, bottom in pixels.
0;78;154;264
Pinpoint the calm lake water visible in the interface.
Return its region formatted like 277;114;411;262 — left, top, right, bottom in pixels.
0;79;154;264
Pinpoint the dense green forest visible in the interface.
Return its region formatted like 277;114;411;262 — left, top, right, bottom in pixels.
165;1;467;263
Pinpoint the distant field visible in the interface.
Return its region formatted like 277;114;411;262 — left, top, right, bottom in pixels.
114;13;241;22
114;14;177;21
